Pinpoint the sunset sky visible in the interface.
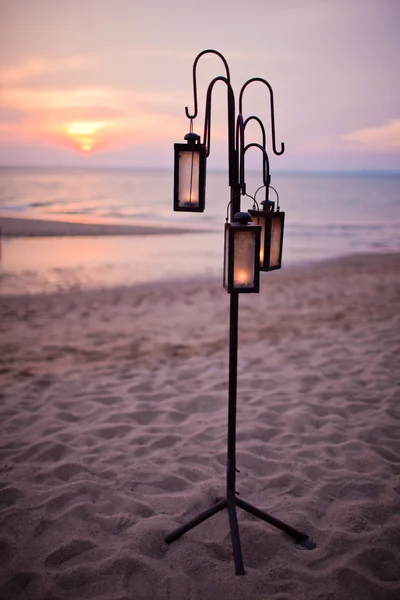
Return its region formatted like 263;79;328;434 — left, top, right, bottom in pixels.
0;0;399;171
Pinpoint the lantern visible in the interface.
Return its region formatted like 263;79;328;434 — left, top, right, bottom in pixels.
174;132;206;212
249;200;285;271
223;212;261;293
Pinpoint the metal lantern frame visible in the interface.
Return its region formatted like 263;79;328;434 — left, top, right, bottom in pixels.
173;133;207;212
166;49;315;576
249;205;285;271
223;216;261;293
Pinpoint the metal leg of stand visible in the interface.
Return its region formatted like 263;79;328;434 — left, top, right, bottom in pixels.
165;498;227;544
235;497;316;549
227;497;245;576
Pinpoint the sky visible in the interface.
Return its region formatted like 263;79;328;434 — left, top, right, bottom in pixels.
0;0;399;172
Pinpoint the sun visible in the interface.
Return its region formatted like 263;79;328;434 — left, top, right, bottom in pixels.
64;120;110;152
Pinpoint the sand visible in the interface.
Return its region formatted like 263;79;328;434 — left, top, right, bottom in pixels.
0;216;200;238
0;252;399;600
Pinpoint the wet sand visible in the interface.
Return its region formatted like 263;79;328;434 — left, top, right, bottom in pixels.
0;215;199;237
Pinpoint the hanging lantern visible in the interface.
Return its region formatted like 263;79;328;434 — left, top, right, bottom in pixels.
223;212;261;293
174;132;206;212
249;200;285;271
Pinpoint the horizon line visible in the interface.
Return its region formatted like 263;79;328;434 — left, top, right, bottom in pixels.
0;164;399;176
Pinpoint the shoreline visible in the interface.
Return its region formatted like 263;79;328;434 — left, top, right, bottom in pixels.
0;215;206;238
1;249;399;299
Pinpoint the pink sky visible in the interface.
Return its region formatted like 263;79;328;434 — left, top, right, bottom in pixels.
0;0;399;171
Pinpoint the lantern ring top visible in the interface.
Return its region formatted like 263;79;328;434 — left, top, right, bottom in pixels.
233;211;252;224
185;49;231;119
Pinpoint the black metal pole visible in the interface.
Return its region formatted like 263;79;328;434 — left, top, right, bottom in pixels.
226;179;245;575
235;497;314;548
227;179;241;492
164;499;227;544
227;291;239;497
227;289;244;575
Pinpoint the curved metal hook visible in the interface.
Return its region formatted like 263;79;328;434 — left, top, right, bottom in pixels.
244;116;267;153
239;77;284;156
236;114;245;193
241;116;267;193
185;49;231;119
243;142;271;188
203;76;236;185
203;76;234;156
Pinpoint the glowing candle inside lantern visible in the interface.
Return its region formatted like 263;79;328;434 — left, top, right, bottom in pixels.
178;150;200;207
174;133;206;213
223;217;261;294
233;231;256;288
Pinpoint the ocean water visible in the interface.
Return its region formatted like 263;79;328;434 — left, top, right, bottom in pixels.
0;167;399;295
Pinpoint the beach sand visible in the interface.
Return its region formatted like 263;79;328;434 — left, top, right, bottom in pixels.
0;216;200;238
0;252;399;599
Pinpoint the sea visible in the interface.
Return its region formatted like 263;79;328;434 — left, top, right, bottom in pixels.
0;167;399;295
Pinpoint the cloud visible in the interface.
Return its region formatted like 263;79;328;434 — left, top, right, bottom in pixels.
340;119;400;152
1;84;184;118
294;119;400;157
0;56;92;85
2;87;124;111
292;135;338;154
0;49;193;157
0;107;28;124
0;82;185;154
3;85;131;111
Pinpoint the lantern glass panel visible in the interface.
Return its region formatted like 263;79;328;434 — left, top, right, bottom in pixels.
223;224;230;290
270;214;283;268
177;150;200;209
233;230;257;289
251;215;266;267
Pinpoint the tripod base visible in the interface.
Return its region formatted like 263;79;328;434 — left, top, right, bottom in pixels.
165;496;316;575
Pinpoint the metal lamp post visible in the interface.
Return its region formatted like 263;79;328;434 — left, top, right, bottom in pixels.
166;49;315;576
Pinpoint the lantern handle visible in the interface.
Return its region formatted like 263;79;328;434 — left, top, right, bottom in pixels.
225;192;242;221
269;185;280;210
254;185;266;205
185;49;231;119
239;78;284;156
254;184;280;211
248;193;260;212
